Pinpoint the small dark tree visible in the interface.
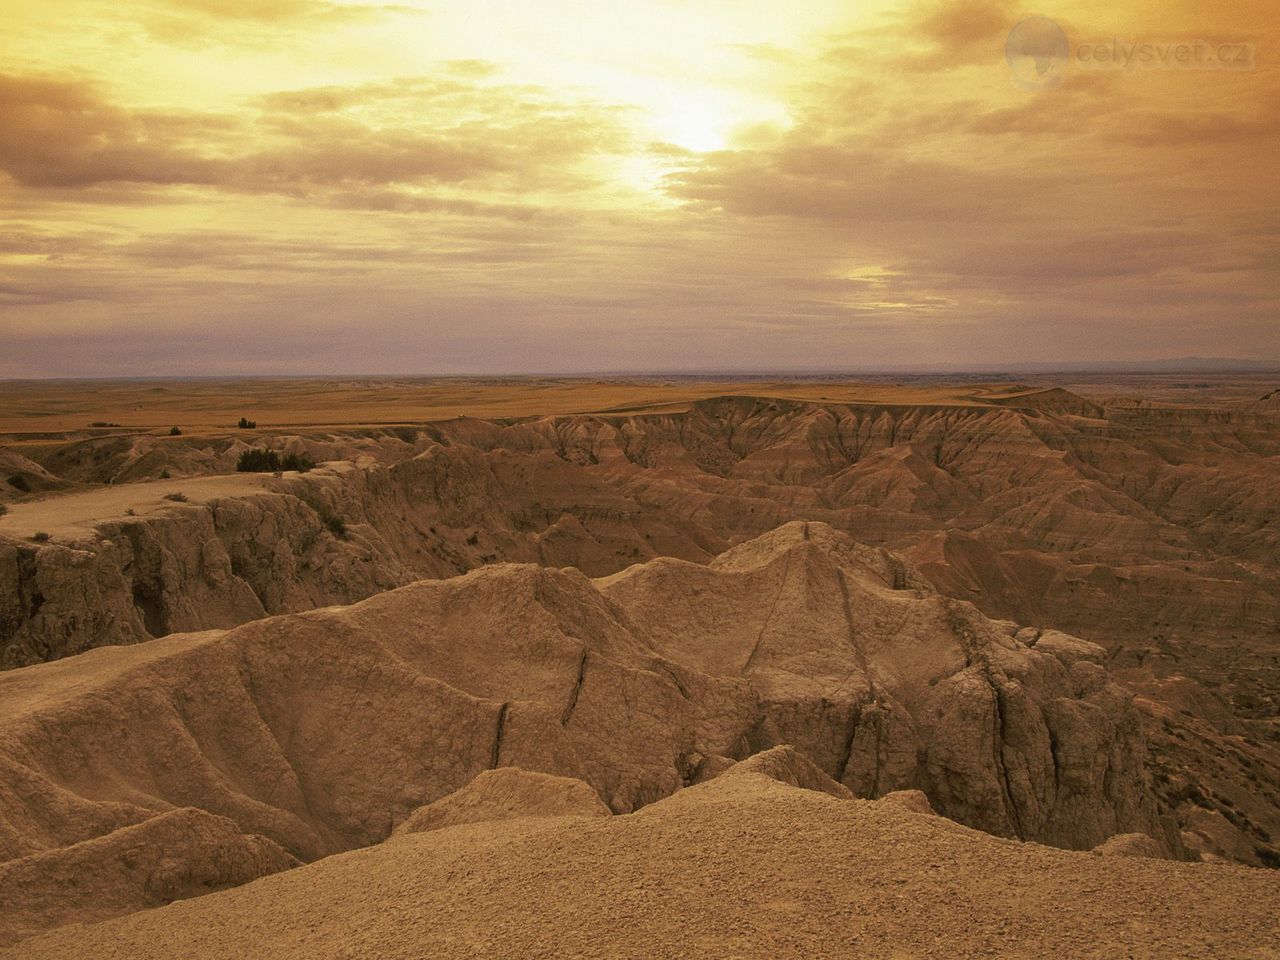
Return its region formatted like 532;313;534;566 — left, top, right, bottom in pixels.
169;426;182;436
282;453;315;473
237;449;314;473
238;417;257;429
237;448;279;472
324;514;347;538
31;531;50;542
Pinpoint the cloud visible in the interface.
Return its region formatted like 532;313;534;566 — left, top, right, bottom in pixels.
904;0;1017;70
818;0;1018;75
0;71;630;199
0;74;231;188
666;142;1034;224
160;0;415;22
651;3;1279;347
137;0;425;46
1114;102;1280;147
1;0;1277;375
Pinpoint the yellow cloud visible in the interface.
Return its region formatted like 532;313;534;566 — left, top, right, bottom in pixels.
0;0;1276;375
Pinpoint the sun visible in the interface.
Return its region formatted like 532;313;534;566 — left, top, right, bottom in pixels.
647;97;734;153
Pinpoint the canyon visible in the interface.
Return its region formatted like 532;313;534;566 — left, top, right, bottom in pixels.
0;376;1277;953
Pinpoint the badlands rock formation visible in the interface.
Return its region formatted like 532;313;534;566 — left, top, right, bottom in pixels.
4;393;1279;656
5;393;1279;672
0;472;415;668
394;768;611;835
0;808;297;946
0;524;1173;945
7;772;1275;960
2;388;1277;865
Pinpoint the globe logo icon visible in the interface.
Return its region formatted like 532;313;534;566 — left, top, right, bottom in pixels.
1006;16;1070;90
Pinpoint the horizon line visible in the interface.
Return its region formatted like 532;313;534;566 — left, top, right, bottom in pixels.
3;361;1280;383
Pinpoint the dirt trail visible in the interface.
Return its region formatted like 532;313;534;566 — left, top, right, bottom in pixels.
0;475;271;539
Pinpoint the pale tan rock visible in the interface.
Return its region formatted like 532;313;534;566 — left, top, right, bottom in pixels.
1092;832;1166;859
393;768;610;836
718;745;853;800
879;789;936;816
6;775;1277;960
600;522;1165;851
0;522;1170;948
0;807;297;947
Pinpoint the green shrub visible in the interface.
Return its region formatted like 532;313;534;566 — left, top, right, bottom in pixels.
169;426;182;436
8;475;30;492
238;417;257;429
324;514;347;538
31;531;50;542
237;449;314;473
237;448;276;472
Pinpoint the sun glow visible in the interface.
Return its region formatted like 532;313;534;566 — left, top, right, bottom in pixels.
647;97;734;153
1;0;1275;376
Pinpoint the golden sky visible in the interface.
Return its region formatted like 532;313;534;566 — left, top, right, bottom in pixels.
0;0;1276;375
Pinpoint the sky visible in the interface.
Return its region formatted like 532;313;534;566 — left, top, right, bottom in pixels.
0;0;1276;376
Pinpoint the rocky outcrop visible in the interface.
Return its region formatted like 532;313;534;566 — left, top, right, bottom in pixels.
0;451;65;503
4;393;1278;866
1092;832;1166;859
879;788;937;816
17;429;432;487
394;768;611;836
0;808;297;947
8;772;1277;960
713;745;853;800
0;486;416;669
7;394;1279;677
0;523;1172;944
0;537;149;668
600;522;1164;850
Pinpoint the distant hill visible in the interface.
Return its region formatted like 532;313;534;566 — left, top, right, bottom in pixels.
1002;357;1280;374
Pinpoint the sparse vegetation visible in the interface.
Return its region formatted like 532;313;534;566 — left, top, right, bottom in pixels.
237;449;314;473
31;531;50;542
169;426;183;436
238;417;257;429
158;469;171;480
324;514;348;538
0;503;7;517
237;448;275;472
163;492;189;502
8;475;31;492
89;421;122;428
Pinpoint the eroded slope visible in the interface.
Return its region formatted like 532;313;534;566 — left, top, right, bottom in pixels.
0;524;1171;944
2;388;1278;863
7;773;1275;960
